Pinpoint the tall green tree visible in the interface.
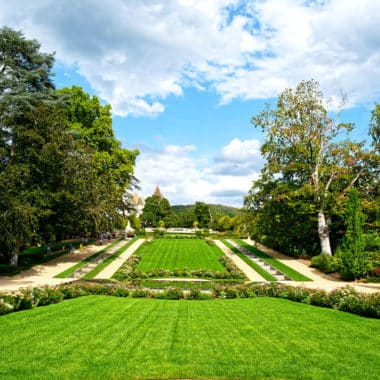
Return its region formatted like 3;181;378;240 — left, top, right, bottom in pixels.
141;195;172;227
249;80;373;255
337;189;366;279
0;28;139;265
369;103;380;153
0;27;56;265
194;201;211;228
58;86;139;234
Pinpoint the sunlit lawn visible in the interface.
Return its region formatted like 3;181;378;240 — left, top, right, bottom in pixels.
1;296;379;379
135;238;226;272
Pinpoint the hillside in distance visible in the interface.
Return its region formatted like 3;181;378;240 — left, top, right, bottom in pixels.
172;204;240;217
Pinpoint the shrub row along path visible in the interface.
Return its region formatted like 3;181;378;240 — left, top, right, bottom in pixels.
243;239;380;294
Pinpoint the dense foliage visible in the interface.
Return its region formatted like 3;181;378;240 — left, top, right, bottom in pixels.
140;194;174;227
0;27;138;265
245;80;379;266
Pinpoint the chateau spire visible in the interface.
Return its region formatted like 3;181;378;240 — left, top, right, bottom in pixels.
153;185;163;198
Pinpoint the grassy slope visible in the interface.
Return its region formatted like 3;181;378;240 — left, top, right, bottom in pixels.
235;239;312;281
54;240;122;278
136;238;226;272
82;238;138;279
0;297;379;380
222;239;277;281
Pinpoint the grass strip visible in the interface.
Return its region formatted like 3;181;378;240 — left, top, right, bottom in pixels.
82;238;138;279
54;239;122;279
234;239;312;281
221;239;277;281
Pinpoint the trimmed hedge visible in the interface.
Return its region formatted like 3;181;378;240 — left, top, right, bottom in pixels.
112;253;246;280
0;281;379;319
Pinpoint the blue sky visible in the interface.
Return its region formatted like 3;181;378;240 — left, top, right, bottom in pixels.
1;0;379;206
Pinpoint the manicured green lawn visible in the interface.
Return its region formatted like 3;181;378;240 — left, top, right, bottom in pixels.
0;297;378;379
135;238;226;272
235;239;312;281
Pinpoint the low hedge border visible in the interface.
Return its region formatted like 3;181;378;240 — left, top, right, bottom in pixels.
0;281;378;319
112;254;246;280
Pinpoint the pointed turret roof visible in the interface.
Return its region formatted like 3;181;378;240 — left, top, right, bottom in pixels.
153;185;163;198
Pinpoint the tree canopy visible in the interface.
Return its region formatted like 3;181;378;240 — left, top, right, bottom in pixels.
246;80;377;257
140;194;173;228
0;27;138;266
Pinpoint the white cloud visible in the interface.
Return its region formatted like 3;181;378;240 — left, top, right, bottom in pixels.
218;138;262;162
134;138;263;207
2;0;379;116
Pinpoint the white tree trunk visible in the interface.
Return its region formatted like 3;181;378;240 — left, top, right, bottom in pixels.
9;247;19;267
318;209;332;255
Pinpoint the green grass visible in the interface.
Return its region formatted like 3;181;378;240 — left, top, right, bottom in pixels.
222;239;277;281
82;238;138;279
54;240;122;278
0;296;379;379
135;238;226;272
234;239;312;281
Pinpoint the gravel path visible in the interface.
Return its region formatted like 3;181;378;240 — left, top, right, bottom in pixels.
93;239;145;279
0;243;105;291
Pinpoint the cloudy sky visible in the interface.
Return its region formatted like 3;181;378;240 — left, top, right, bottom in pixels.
1;0;379;206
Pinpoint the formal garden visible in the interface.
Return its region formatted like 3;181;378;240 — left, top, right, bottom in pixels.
0;27;379;380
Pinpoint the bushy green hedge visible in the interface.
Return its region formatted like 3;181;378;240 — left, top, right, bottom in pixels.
113;253;245;280
311;253;342;274
0;282;378;319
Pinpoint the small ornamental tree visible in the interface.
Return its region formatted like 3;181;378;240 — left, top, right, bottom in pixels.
338;188;366;280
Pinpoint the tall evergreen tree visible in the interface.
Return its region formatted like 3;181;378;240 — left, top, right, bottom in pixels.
0;27;56;265
338;188;366;280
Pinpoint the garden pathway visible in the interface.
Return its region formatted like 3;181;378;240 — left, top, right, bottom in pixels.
70;239;133;279
214;240;267;282
93;238;145;279
0;243;106;291
243;239;380;294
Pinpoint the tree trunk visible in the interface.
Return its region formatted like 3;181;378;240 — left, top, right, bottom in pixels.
318;209;332;255
9;246;19;267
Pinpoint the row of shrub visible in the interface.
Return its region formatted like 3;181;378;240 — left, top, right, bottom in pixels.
112;253;245;280
311;252;380;280
0;281;378;318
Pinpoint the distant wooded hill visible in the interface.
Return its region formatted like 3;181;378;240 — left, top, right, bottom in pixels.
172;204;240;217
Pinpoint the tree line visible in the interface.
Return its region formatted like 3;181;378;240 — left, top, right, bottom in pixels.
139;195;246;233
244;80;379;279
0;27;138;266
